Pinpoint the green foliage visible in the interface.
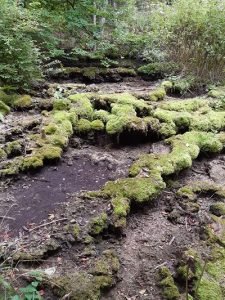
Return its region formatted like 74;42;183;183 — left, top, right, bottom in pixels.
0;0;42;89
152;0;225;83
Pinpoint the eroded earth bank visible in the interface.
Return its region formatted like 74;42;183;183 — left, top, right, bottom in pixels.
0;73;225;300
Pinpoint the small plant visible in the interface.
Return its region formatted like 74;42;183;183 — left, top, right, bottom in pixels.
11;280;43;300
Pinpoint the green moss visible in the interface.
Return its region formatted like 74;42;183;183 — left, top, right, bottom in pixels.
93;109;111;123
177;182;225;203
157;267;180;300
0;148;7;161
20;156;43;172
106;115;128;135
5;140;23;158
89;213;108;235
210;202;225;216
149;88;166;101
159;98;207;112
0;90;13;106
0;100;10;115
93;92;150;115
161;80;173;92
111;103;136;116
44;123;58;135
73;224;81;239
53;98;71;111
53;250;119;300
76;118;92;134
116;67;136;76
196;278;223;300
102;176;165;204
13;95;32;109
130;131;225;179
91;120;104;131
82;67;99;80
36;145;62;161
69;93;93;119
111;197;130;228
208;86;225;99
47;134;69;148
137;62;176;79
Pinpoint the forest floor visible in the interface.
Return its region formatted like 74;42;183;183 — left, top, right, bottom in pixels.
0;78;225;300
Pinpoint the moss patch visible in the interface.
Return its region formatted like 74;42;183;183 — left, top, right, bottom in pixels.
157;267;180;300
13;95;32;109
53;250;119;300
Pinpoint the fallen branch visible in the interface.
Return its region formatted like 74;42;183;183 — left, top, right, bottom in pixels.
28;218;68;233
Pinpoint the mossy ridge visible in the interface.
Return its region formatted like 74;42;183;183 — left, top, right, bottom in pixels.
52;250;120;300
153;98;225;137
88;175;165;228
130;131;225;178
87;131;225;229
177;181;225;201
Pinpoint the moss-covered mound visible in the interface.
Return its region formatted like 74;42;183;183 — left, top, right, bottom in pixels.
52;250;120;300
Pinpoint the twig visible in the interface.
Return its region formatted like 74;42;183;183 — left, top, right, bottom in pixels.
154;262;167;270
0;216;15;221
28;218;68;232
168;236;176;245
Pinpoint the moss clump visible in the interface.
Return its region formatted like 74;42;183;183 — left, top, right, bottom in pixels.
0;90;13;106
196;278;223;300
91;120;104;131
130;131;225;178
208;86;225;99
0;148;7;161
111;103;136;116
53;98;71;111
20;156;43;172
149;87;166;101
161;80;173;92
101;176;165;204
5;140;23;158
13;95;32;109
177;182;225;202
159;98;207;112
44;123;58;135
69;93;93;119
53;250;119;300
116;67;136;77
93;109;111;123
82;67;99;80
89;213;108;235
137;62;176;79
0;100;10;115
210;202;225;216
36;145;62;161
111;197;130;228
76;119;92;134
157;267;180;300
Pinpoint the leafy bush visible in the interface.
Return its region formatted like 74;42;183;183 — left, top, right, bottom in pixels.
0;1;42;89
152;0;225;83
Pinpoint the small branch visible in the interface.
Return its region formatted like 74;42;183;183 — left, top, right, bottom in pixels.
0;216;15;221
28;218;68;233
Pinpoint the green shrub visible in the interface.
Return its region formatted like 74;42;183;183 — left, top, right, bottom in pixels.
153;0;225;83
0;1;42;89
